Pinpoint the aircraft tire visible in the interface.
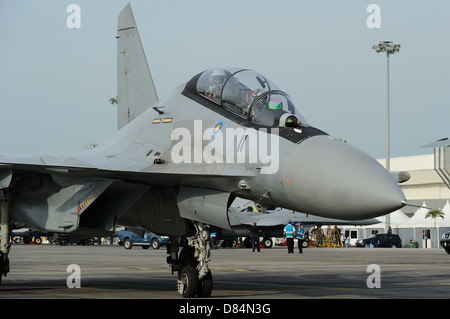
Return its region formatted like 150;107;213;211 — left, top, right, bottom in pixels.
180;266;198;298
197;271;213;297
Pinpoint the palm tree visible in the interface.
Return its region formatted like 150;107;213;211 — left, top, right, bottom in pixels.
425;209;445;228
425;209;445;248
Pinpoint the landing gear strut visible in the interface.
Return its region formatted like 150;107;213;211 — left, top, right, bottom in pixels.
167;223;213;298
0;199;11;285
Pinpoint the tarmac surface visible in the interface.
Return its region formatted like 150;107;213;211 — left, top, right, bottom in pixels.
1;243;450;300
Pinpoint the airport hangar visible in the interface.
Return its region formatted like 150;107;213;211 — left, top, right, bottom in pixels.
341;144;450;249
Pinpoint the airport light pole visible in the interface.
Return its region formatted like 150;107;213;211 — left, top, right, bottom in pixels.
372;41;400;232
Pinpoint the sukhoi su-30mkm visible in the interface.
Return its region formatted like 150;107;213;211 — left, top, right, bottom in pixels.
0;3;407;298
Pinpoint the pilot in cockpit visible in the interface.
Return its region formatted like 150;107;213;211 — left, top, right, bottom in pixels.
251;95;286;127
204;69;227;103
238;89;258;115
196;68;307;128
244;88;260;108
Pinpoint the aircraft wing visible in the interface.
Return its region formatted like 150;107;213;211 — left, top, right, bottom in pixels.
0;149;254;187
0;149;255;234
0;152;155;186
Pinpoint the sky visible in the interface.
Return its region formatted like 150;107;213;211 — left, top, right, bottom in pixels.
1;1;449;160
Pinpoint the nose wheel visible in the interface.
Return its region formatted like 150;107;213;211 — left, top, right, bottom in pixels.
178;266;198;297
177;265;213;298
196;268;213;297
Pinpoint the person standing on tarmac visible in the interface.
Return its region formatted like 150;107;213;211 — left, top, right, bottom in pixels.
387;226;393;248
296;222;304;254
283;220;296;254
249;221;262;252
210;232;218;249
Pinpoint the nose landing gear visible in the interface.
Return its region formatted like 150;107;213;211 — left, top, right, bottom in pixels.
0;199;11;286
167;223;213;298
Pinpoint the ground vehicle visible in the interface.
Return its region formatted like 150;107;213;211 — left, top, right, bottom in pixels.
53;234;101;246
355;233;402;248
275;237;309;248
117;230;169;249
440;231;450;254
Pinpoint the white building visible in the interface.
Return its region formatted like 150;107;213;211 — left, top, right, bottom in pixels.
378;153;450;213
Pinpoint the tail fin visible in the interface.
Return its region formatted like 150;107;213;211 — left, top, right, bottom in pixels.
116;3;159;129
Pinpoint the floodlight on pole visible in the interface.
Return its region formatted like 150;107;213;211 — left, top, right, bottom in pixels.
372;41;400;232
372;41;400;172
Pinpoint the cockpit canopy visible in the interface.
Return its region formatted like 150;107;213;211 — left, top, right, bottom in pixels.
195;67;308;128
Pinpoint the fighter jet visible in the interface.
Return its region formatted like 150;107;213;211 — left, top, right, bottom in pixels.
0;4;407;298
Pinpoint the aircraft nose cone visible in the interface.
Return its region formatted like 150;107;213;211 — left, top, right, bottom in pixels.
281;136;406;220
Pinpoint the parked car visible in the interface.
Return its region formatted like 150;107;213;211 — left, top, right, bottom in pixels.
440;231;450;254
355;233;402;248
117;230;169;249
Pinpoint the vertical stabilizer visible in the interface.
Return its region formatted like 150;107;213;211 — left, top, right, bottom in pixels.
117;3;159;129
